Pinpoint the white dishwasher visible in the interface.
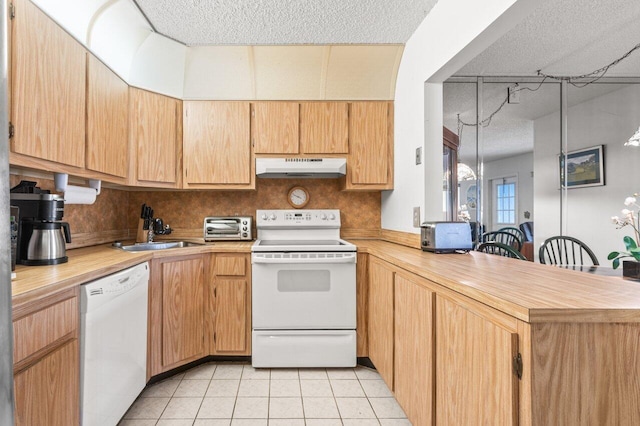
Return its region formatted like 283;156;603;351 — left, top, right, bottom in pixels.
80;262;149;426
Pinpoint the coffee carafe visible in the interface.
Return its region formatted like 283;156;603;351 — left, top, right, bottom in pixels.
10;182;72;266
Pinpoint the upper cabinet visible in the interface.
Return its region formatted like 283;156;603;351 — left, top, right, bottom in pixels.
10;0;86;168
342;102;394;190
252;102;299;154
129;88;182;188
183;101;253;189
86;55;129;178
300;102;349;154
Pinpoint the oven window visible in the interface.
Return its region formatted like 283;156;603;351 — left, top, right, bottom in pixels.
277;270;330;292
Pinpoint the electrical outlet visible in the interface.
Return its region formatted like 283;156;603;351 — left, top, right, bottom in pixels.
413;206;421;228
415;147;422;165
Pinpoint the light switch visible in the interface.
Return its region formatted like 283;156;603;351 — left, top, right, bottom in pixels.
415;147;422;165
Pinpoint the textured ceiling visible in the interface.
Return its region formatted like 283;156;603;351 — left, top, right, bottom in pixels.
457;0;640;77
446;0;640;163
134;0;438;45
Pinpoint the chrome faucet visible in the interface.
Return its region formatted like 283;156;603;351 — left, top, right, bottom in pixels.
147;225;155;243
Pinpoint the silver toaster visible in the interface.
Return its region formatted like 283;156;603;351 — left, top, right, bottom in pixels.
421;222;472;253
204;216;252;241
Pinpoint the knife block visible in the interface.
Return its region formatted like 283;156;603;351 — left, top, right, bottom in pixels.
136;218;149;243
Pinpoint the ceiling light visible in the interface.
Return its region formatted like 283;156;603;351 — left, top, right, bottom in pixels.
625;126;640;147
457;163;476;181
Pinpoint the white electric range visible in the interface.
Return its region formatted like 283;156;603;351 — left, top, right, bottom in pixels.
251;209;357;368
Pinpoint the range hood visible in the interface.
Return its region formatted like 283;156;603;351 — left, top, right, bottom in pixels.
256;158;347;178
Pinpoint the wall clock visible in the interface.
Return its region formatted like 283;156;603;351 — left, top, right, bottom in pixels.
288;186;310;208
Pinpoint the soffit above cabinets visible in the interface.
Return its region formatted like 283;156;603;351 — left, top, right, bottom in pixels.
31;0;408;99
134;0;438;45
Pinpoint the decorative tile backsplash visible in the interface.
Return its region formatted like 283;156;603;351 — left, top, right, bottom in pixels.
127;178;381;235
10;174;381;245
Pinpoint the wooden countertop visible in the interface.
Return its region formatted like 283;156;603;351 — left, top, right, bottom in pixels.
14;238;640;324
11;239;252;306
352;240;640;323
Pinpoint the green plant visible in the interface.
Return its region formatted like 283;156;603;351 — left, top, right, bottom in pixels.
608;195;640;269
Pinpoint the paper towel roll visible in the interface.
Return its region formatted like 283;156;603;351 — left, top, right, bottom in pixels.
64;185;97;204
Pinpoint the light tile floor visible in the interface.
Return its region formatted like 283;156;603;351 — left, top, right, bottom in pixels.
119;362;412;426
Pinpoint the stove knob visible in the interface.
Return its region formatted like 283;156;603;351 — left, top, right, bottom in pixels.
242;232;248;237
320;213;327;220
261;214;268;220
270;214;277;221
329;213;336;220
242;226;247;231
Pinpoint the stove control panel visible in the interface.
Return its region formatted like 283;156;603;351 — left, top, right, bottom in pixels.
256;209;340;227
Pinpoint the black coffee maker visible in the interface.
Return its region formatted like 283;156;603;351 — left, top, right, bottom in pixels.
10;181;72;266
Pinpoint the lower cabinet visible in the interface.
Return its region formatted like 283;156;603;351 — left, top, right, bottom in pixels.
12;288;80;426
367;256;395;390
394;272;435;426
367;255;522;426
148;252;252;377
14;340;79;426
149;255;206;375
435;294;519;426
210;254;251;355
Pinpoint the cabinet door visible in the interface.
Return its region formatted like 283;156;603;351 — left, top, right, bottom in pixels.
368;257;394;390
300;102;348;154
11;0;86;167
161;257;206;368
130;88;181;186
345;102;393;189
213;279;248;353
183;101;252;186
14;339;79;426
86;55;129;178
394;273;435;426
436;295;519;426
356;253;369;357
252;102;299;154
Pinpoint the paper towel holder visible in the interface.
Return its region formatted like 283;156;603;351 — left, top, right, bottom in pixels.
54;173;102;203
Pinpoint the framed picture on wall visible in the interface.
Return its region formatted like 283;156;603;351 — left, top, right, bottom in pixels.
559;145;605;189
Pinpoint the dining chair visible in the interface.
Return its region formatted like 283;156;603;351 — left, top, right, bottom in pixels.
538;236;599;266
499;226;526;244
477;241;527;260
481;230;523;251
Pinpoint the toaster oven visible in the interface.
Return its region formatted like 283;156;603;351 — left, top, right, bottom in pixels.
204;217;252;241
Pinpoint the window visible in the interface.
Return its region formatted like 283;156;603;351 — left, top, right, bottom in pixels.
492;177;517;226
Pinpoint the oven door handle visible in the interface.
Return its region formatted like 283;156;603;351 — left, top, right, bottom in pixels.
252;253;357;264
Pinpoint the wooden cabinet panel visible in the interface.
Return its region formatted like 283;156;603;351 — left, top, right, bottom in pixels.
300;102;348;154
530;322;640;425
214;279;248;353
210;254;251;355
14;339;79;426
344;102;393;190
368;257;394;390
252;102;299;154
394;273;435;426
161;257;205;367
214;254;246;276
183;101;252;187
11;0;86;167
356;253;369;357
13;296;77;365
86;55;129;178
436;295;519;426
130;88;181;186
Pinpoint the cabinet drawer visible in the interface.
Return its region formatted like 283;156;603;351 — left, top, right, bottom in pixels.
214;255;246;276
13;296;78;365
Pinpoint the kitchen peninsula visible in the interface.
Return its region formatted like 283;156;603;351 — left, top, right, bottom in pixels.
12;238;640;425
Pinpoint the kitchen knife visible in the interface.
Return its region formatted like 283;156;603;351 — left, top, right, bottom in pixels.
140;203;146;219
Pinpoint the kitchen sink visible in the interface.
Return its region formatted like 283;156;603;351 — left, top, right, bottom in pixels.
115;241;205;252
